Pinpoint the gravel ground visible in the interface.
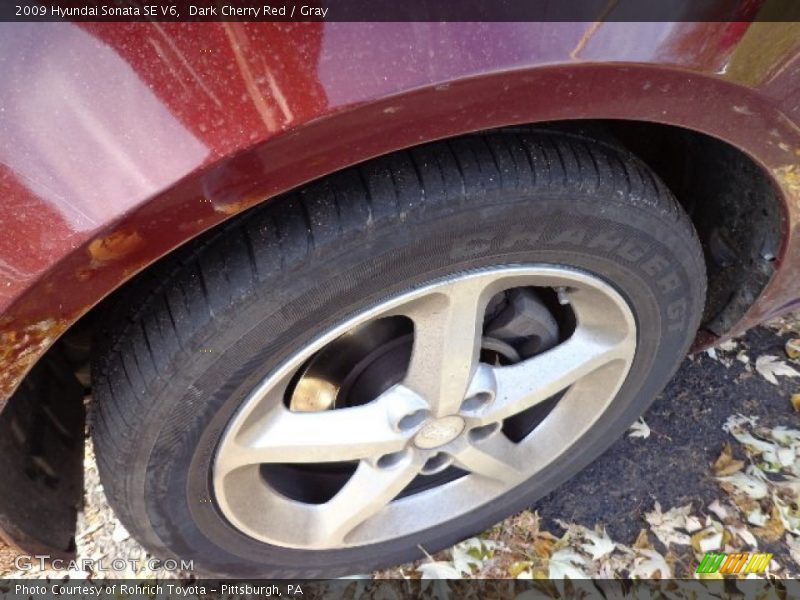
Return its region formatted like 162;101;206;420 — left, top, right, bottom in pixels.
1;316;798;579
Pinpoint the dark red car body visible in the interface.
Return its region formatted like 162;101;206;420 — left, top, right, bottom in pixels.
2;20;800;555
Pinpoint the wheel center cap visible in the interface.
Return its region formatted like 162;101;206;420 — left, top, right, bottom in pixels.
414;416;465;449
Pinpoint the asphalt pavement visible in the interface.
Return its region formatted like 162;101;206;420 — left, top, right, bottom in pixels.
534;322;799;547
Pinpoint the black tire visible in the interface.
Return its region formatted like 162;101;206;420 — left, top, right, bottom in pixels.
91;130;705;577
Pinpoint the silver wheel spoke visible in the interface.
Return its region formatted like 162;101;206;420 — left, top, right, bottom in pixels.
402;276;493;416
472;326;633;426
217;387;422;474
310;455;422;545
453;434;524;485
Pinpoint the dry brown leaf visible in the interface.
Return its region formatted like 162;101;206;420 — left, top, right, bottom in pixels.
721;528;733;547
691;526;723;553
532;536;555;559
508;561;532;578
731;493;759;514
753;506;786;542
532;566;550;579
713;442;746;476
708;499;731;521
633;529;653;550
791;393;800;413
786;338;800;359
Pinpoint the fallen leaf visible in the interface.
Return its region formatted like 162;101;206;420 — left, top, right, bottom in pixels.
733;431;779;458
516;570;534;579
629;549;672;579
708;500;730;521
786;338;800;359
777;447;795;467
691;526;723;554
747;506;769;527
773;493;800;535
417;561;463;578
620;536;643;559
729;526;758;548
532;536;555;559
755;355;800;385
684;515;704;533
713;442;746;476
753;506;786;542
717;472;769;500
548;549;589;579
111;521;130;543
455;537;503;575
644;503;692;546
579;527;616;560
628;418;651;439
509;561;533;578
791;393;800;413
769;426;800;445
723;413;759;433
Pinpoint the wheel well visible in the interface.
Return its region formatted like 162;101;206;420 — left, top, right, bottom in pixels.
0;118;784;555
600;120;782;337
68;120;782;350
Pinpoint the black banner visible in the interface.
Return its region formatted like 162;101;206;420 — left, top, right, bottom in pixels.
1;578;799;599
2;0;800;23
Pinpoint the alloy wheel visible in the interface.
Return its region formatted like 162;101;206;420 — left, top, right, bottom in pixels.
213;264;636;550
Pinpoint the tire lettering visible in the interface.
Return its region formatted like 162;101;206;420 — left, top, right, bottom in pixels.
450;229;689;335
667;297;688;332
658;271;681;294
642;253;670;277
587;231;622;252
552;228;586;245
449;234;493;260
616;241;646;262
500;225;545;250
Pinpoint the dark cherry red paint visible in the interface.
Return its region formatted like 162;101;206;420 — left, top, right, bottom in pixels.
2;22;800;402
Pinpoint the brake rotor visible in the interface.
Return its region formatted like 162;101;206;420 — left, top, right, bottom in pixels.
289;317;413;412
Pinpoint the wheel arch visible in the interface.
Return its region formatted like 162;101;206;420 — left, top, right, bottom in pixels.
3;63;799;407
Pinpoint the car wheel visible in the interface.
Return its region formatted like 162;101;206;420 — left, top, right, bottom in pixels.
91;130;705;577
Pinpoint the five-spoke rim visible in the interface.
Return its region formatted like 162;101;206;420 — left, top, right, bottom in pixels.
213;265;637;549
